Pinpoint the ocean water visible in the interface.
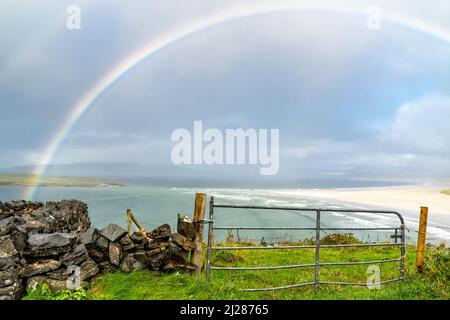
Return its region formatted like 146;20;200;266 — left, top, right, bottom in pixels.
1;185;449;245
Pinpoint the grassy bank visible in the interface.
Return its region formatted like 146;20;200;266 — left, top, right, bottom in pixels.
0;174;122;187
25;241;449;300
442;189;450;196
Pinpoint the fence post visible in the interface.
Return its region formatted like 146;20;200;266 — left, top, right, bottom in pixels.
314;210;321;289
416;206;428;272
192;193;207;276
206;196;214;282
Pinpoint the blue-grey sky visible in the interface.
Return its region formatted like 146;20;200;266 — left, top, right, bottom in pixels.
1;0;450;184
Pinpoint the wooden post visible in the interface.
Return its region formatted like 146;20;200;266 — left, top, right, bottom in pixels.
416;206;428;272
192;193;206;276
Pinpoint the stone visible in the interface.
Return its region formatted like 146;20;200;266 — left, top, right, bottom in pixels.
98;261;118;273
60;244;89;266
19;259;61;278
46;268;68;281
148;251;169;271
0;217;12;226
25;233;77;257
147;240;169;251
100;223;127;242
148;224;171;239
80;259;99;280
108;242;122;266
177;215;195;239
0;270;18;288
0;236;17;270
8;226;28;252
0;225;9;237
162;255;196;273
27;276;67;292
0;280;24;300
130;232;148;245
87;247;108;263
40;200;90;234
170;233;194;251
168;241;188;260
80;228;95;247
95;235;109;250
119;235;135;251
120;252;147;273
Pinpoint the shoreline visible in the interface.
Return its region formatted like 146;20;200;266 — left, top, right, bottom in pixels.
268;185;450;226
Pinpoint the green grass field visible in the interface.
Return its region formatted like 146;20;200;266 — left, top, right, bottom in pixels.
25;241;449;300
0;174;121;187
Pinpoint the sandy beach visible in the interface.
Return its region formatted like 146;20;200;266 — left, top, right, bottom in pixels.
271;185;450;226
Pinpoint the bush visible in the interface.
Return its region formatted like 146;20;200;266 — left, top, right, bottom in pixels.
24;284;89;300
320;233;360;245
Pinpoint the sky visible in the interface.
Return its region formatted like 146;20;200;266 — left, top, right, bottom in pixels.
1;0;450;185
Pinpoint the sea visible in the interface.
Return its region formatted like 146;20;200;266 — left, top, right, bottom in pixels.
1;185;449;246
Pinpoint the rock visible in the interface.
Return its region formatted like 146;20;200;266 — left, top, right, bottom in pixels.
0;270;18;288
40;200;90;234
108;242;122;266
46;268;68;281
87;247;108;263
120;253;148;273
98;261;118;273
60;244;89;266
27;276;67;292
25;233;77;257
148;252;168;271
177;215;195;239
168;241;188;260
0;236;18;271
19;259;61;278
12;200;26;212
80;228;95;247
0;217;12;227
95;235;109;250
162;255;196;273
0;225;9;237
148;224;171;240
0;210;13;221
100;224;127;242
8;226;28;252
119;235;134;251
130;232;148;245
170;233;194;251
0;280;24;300
80;259;99;280
147;240;169;252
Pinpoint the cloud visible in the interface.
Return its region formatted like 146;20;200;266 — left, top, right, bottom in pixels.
378;94;450;155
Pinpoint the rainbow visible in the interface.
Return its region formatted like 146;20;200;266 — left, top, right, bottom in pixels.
24;1;450;199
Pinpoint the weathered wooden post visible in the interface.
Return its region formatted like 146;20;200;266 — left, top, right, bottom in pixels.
192;193;206;276
416;206;428;272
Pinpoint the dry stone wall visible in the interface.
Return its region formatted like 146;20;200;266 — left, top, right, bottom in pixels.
0;200;196;300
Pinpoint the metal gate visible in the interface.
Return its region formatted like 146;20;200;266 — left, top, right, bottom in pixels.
205;196;406;291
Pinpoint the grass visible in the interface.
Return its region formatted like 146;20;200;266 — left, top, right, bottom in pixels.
0;174;122;187
25;238;449;300
442;189;450;196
